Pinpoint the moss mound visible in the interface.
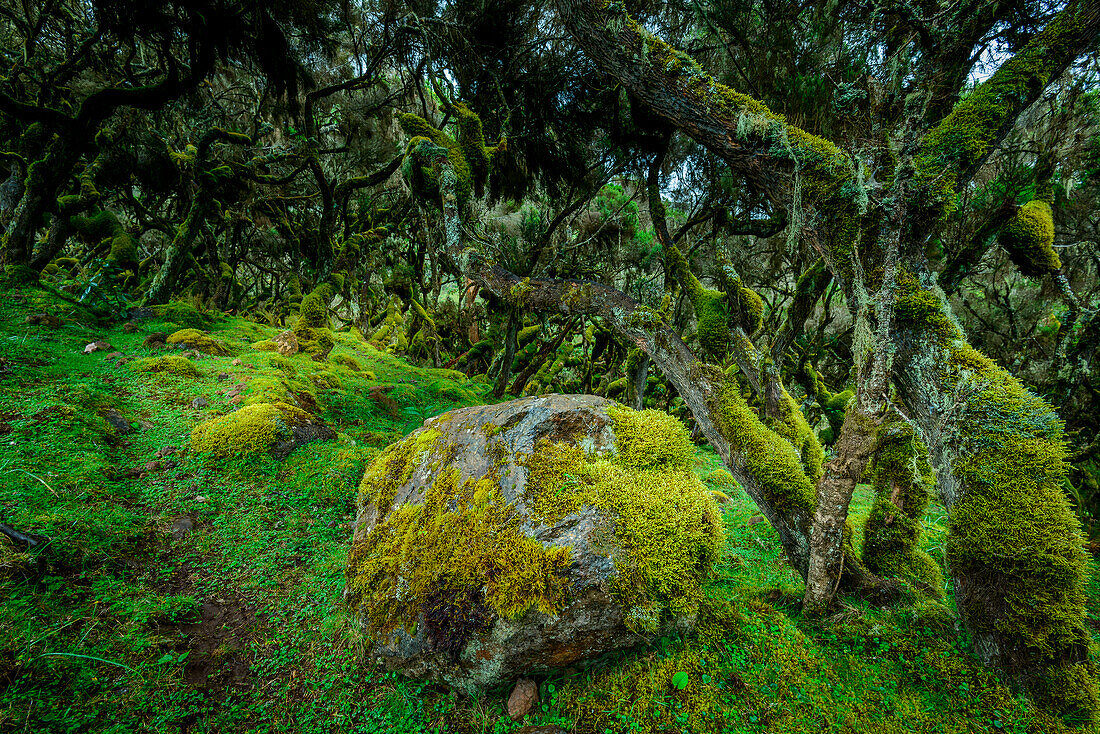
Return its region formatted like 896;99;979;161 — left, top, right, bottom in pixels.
997;200;1060;278
166;329;232;356
131;355;202;378
191;402;317;457
153;300;212;329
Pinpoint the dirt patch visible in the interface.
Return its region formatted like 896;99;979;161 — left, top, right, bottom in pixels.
156;555;268;694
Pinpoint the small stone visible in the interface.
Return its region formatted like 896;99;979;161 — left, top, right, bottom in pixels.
217;372;230;381
748;515;765;525
507;679;539;721
138;419;155;431
191;397;210;410
143;332;169;349
122;467;143;479
116;356;133;366
83;341;111;354
327;520;336;528
272;331;299;356
25;313;62;328
155;445;179;458
195;495;208;503
106;352;122;359
170;518;194;539
0;422;11;436
229;395;243;406
231;358;242;366
123;322;141;333
102;409;132;435
145;460;162;472
163;459;179;470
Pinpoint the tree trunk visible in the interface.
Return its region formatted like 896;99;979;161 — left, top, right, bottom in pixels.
145;196;210;305
892;263;1095;719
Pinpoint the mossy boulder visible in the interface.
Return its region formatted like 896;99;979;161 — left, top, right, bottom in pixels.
166;329;232;356
131;355;202;378
344;395;723;693
191;402;336;459
153;301;211;330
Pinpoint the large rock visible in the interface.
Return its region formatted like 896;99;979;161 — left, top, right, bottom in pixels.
344;394;723;693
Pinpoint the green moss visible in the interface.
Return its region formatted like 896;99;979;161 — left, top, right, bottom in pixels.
896;274;1098;722
521;406;723;633
190;402;314;457
153;301;211;329
268;355;296;375
131;355;203;378
765;390;825;486
165;328;231;356
665;243;729;358
913;3;1091;215
732;284;765;334
69;209;140;273
348;405;722;646
998;200;1060;278
400;116;473;207
331;353;362;371
345;426;571;642
861;419;944;595
708;374;816;522
298;287;331;329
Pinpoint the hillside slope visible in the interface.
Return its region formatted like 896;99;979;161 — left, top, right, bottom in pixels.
1;285;1098;734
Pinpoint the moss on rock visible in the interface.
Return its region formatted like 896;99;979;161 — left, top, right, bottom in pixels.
131;355;202;378
166;328;231;356
345;398;723;666
191;402;327;458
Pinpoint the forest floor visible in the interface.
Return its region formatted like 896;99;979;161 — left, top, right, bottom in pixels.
1;283;1099;734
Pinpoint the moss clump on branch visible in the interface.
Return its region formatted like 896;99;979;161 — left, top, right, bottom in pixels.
69;209;139;272
399;106;503;210
708;373;816;523
997;200;1060;278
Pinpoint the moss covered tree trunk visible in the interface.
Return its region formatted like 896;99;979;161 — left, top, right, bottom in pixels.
892;267;1096;719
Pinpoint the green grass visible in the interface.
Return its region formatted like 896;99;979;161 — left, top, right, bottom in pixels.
0;284;1098;733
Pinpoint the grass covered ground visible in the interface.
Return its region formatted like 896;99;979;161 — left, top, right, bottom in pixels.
1;284;1098;734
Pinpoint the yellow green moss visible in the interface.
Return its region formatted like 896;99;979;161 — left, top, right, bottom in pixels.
522;406;723;632
997;200;1060;278
709;374;816;522
166;329;231;356
861;419;944;595
345;428;571;643
190;402;314;457
348;405;722;647
153;300;211;329
896;273;1098;722
331;353;362;371
765;390;825;486
131;355;203;378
